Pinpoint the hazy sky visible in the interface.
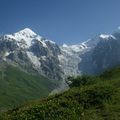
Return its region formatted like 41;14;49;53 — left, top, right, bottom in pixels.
0;0;120;45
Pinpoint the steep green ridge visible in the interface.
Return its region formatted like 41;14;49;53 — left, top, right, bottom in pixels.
2;66;120;120
0;63;54;111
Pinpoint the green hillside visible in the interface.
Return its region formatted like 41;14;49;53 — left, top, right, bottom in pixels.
2;66;120;120
0;63;54;111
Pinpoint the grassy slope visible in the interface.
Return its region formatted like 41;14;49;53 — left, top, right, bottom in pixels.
0;64;54;111
2;66;120;120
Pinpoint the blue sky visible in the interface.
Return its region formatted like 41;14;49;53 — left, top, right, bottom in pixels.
0;0;120;45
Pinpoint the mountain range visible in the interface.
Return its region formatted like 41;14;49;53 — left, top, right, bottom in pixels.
0;27;120;110
1;28;120;90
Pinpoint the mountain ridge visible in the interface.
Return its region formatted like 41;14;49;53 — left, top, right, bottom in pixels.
1;27;120;92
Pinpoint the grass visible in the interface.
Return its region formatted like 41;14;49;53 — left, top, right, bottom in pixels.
0;63;54;111
1;66;120;119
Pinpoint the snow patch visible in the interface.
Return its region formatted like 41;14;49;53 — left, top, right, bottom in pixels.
62;44;68;48
27;51;41;67
35;36;48;48
41;56;46;61
45;40;55;44
99;34;116;40
3;51;11;61
4;51;10;57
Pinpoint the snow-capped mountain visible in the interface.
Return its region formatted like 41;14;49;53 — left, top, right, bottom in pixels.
0;28;63;84
1;27;120;91
92;31;120;74
59;35;101;76
59;31;120;77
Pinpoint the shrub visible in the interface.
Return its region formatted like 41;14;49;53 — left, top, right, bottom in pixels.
68;75;96;88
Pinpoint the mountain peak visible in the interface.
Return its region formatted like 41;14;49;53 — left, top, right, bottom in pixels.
3;28;38;48
99;34;116;40
16;28;37;37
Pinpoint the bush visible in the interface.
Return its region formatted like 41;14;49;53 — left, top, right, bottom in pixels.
68;75;97;88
